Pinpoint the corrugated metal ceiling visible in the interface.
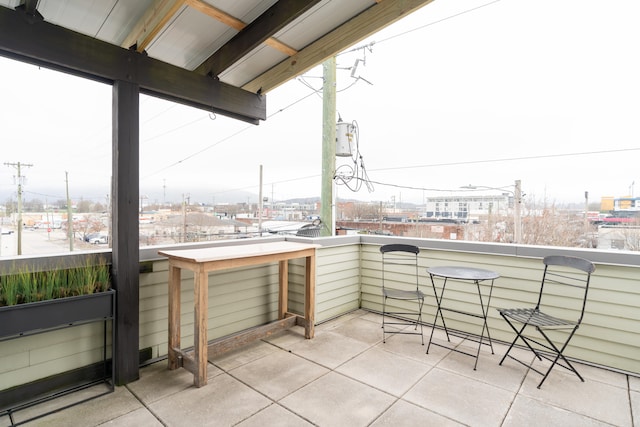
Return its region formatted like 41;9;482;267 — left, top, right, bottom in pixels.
0;0;433;92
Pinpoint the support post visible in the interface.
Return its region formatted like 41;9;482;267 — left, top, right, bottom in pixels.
112;80;140;385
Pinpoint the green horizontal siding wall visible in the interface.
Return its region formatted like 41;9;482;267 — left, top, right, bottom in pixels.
360;241;640;375
0;323;108;390
315;244;361;321
141;260;282;360
2;237;638;392
138;244;362;361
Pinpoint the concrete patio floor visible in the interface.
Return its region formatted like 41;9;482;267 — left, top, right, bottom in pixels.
3;310;639;426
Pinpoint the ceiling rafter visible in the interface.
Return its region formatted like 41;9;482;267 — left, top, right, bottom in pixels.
194;0;320;78
184;0;301;58
121;0;185;52
242;0;436;94
184;0;244;30
186;0;299;57
122;0;303;68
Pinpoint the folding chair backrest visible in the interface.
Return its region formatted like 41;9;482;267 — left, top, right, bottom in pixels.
380;244;420;292
538;255;595;323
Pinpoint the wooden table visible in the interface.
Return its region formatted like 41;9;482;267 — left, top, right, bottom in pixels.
159;241;319;387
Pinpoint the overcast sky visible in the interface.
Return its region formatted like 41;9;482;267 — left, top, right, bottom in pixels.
1;0;639;208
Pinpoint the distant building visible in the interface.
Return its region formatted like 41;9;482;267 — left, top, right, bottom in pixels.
421;193;512;222
601;196;640;212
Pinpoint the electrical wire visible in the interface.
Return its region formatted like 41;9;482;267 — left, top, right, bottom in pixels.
369;147;640;173
334;120;375;193
146;0;506;181
142;89;320;179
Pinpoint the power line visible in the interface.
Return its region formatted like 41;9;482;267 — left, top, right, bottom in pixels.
143;1;505;179
202;146;640;199
370;147;640;173
142;89;320;179
375;0;502;46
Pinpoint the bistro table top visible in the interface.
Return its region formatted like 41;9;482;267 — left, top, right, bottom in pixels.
427;266;500;281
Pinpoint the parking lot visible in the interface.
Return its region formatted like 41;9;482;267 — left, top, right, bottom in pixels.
0;227;102;257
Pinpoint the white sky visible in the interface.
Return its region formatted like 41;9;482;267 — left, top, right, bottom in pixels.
1;0;639;207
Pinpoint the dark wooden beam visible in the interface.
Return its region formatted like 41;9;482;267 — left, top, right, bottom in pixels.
243;0;436;94
194;0;321;79
111;80;141;385
0;5;265;124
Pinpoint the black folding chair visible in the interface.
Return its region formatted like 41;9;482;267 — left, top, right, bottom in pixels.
497;255;595;388
380;244;425;345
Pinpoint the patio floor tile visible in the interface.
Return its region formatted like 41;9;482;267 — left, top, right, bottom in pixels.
4;310;637;427
148;372;271;426
209;339;279;371
369;399;465;426
286;329;371;369
17;385;143;427
127;358;222;404
519;367;633;426
279;371;396;427
324;314;384;344
228;349;329;400
403;367;516;427
503;395;613;427
235;403;314;426
336;346;431;397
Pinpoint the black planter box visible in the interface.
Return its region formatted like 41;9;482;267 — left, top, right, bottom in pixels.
0;289;116;339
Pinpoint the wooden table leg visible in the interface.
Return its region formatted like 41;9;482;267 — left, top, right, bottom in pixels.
193;266;209;387
168;264;181;370
305;254;316;339
278;260;288;319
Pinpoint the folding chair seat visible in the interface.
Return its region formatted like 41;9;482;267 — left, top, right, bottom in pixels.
497;255;595;388
380;244;425;344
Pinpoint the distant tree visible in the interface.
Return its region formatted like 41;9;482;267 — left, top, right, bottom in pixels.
2;198;13;217
24;198;44;212
341;201;380;221
76;198;92;213
54;199;67;210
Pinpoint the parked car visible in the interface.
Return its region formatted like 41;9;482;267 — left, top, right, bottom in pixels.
89;235;108;245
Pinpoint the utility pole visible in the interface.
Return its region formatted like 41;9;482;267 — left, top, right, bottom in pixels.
584;191;590;231
182;193;189;243
4;161;33;255
258;165;263;236
514;179;522;244
321;56;336;236
66;171;74;251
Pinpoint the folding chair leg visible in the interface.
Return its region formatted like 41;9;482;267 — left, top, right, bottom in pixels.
382;296;387;343
382;296;425;345
498;317;543;366
537;327;584;388
417;299;424;345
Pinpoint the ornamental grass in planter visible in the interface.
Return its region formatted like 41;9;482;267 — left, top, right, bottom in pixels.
0;257;114;339
0;257;111;307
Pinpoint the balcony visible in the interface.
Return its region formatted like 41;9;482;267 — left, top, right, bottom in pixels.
1;235;639;425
